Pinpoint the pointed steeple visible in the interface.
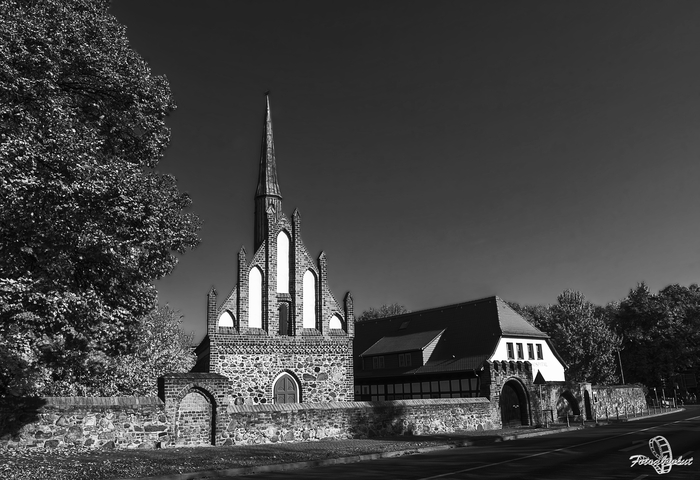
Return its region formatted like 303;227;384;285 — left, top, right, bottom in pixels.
256;93;282;199
254;93;283;251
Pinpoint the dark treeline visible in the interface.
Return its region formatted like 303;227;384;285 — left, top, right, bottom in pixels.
509;282;700;391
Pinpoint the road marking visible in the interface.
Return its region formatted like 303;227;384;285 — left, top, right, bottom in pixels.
417;415;699;480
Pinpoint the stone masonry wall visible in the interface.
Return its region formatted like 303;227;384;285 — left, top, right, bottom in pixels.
0;397;170;451
221;398;500;446
3;396;502;450
592;385;647;419
211;335;354;405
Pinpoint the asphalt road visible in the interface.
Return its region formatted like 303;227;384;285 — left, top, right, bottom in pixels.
231;406;700;479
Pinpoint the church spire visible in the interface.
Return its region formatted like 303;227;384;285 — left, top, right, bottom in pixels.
256;93;282;199
254;93;283;251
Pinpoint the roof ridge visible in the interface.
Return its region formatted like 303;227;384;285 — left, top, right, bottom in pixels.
358;296;499;324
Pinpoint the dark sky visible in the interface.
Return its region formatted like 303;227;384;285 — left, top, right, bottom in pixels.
110;1;700;342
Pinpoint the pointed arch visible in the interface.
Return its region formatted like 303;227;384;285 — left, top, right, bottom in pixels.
302;269;317;329
272;371;300;403
248;266;263;329
329;313;343;330
218;310;235;328
276;230;290;293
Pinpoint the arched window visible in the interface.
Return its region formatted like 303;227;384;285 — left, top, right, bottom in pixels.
329;314;343;330
302;270;316;329
273;373;299;403
276;231;290;293
248;267;263;329
218;311;235;328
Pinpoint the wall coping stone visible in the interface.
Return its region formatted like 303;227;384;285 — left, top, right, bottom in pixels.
592;384;644;389
227;397;490;414
37;397;163;407
160;373;228;379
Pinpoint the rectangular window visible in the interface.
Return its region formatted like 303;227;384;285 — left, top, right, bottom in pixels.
506;342;514;360
527;343;535;360
398;352;412;367
372;356;385;369
517;343;524;360
537;344;543;360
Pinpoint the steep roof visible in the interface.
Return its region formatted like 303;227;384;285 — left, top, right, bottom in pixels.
354;296;549;379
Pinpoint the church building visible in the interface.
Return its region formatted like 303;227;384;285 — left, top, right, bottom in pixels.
193;95;355;405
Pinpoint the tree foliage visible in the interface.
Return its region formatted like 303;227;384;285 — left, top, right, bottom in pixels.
511;290;622;384
613;283;700;389
50;305;196;397
0;0;200;396
357;303;410;322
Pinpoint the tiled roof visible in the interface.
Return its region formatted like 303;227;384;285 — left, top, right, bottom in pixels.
359;329;445;357
354;296;549;379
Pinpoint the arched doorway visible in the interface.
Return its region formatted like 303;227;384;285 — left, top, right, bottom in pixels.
176;388;215;446
500;380;529;427
557;390;581;420
274;373;299;403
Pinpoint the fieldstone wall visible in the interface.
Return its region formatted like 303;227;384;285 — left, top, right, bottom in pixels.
221;398;500;446
592;385;647;419
3;396;502;449
537;383;648;422
0;397;170;451
211;335;354;404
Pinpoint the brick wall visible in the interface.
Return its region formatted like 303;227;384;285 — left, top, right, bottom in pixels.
0;397;170;451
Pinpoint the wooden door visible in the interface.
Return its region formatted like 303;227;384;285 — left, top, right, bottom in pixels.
274;375;297;403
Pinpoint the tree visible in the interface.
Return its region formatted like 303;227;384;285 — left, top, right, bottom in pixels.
548;290;621;384
49;305;197;396
613;283;700;389
510;291;622;384
357;303;410;322
0;0;201;396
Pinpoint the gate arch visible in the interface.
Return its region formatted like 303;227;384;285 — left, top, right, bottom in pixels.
176;386;216;446
500;379;530;427
557;390;581;420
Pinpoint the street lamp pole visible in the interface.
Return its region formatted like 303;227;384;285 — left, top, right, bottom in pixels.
617;350;625;384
